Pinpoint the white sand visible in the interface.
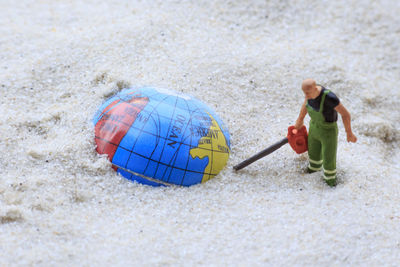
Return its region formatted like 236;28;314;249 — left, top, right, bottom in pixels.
1;0;400;265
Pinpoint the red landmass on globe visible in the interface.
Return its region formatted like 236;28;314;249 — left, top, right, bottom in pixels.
94;94;149;165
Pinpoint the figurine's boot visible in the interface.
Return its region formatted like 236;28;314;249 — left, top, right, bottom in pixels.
325;177;337;187
323;168;337;186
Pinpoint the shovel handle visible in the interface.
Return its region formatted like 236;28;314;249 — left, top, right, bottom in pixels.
233;137;289;171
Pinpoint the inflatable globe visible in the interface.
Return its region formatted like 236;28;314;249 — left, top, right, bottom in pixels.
93;87;230;186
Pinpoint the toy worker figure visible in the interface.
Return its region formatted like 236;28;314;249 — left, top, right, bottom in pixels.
295;79;357;186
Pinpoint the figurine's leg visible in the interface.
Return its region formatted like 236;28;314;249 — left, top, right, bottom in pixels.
307;125;323;173
322;125;338;186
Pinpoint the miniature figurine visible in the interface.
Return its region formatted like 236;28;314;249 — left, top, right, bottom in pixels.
294;79;357;186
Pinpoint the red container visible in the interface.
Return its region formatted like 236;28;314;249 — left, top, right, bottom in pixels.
287;125;308;154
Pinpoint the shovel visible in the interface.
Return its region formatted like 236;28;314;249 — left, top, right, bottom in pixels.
233;125;308;171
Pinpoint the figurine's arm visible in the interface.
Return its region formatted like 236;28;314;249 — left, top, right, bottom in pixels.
295;100;307;129
335;103;357;143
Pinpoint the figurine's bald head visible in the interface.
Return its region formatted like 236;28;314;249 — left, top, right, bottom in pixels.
301;79;320;99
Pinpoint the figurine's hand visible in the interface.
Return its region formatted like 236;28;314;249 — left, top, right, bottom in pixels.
347;132;357;143
294;119;304;130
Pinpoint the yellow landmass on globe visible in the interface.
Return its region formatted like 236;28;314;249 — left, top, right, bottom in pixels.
189;114;230;183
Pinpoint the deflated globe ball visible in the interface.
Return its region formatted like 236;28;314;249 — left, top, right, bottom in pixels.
93;87;231;186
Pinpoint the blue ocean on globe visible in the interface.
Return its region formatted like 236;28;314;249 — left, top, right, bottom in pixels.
93;87;231;186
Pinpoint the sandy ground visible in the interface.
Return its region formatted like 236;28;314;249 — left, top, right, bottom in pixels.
1;0;400;266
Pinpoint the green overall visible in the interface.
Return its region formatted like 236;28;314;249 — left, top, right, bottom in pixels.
306;90;338;182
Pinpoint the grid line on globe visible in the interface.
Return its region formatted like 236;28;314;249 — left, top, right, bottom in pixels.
122;94;174;177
